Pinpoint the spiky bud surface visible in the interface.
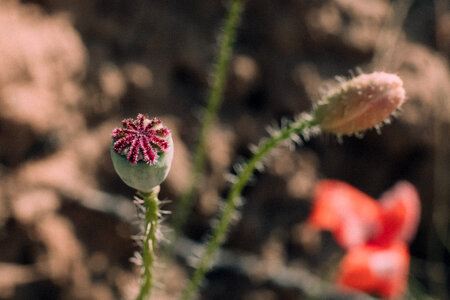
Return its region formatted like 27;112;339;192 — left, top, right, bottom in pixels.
110;114;173;192
313;72;406;135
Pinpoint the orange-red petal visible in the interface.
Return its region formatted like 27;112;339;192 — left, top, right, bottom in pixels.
370;181;421;246
337;242;410;299
308;180;381;248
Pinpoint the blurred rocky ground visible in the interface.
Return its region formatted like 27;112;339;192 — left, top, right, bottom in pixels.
0;0;449;299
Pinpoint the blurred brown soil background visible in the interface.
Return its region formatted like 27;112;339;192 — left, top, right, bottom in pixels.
0;0;449;299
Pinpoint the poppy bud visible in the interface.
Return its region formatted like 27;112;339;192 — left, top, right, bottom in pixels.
313;72;406;135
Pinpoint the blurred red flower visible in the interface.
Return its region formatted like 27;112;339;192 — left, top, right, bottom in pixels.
307;180;421;299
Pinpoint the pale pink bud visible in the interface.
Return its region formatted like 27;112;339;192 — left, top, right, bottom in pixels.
313;72;406;135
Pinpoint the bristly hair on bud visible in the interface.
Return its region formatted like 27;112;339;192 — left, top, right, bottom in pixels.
312;72;406;135
112;114;170;164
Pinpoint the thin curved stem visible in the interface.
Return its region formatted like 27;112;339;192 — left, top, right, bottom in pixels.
136;186;160;300
179;116;318;300
171;0;244;241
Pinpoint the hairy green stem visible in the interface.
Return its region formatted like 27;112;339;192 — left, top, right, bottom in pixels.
179;116;318;300
171;0;244;240
136;186;160;300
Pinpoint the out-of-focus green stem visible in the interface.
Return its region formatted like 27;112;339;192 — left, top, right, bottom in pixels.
136;186;160;300
179;116;318;300
171;0;244;241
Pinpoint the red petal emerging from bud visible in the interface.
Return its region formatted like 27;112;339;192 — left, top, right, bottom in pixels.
313;72;406;135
